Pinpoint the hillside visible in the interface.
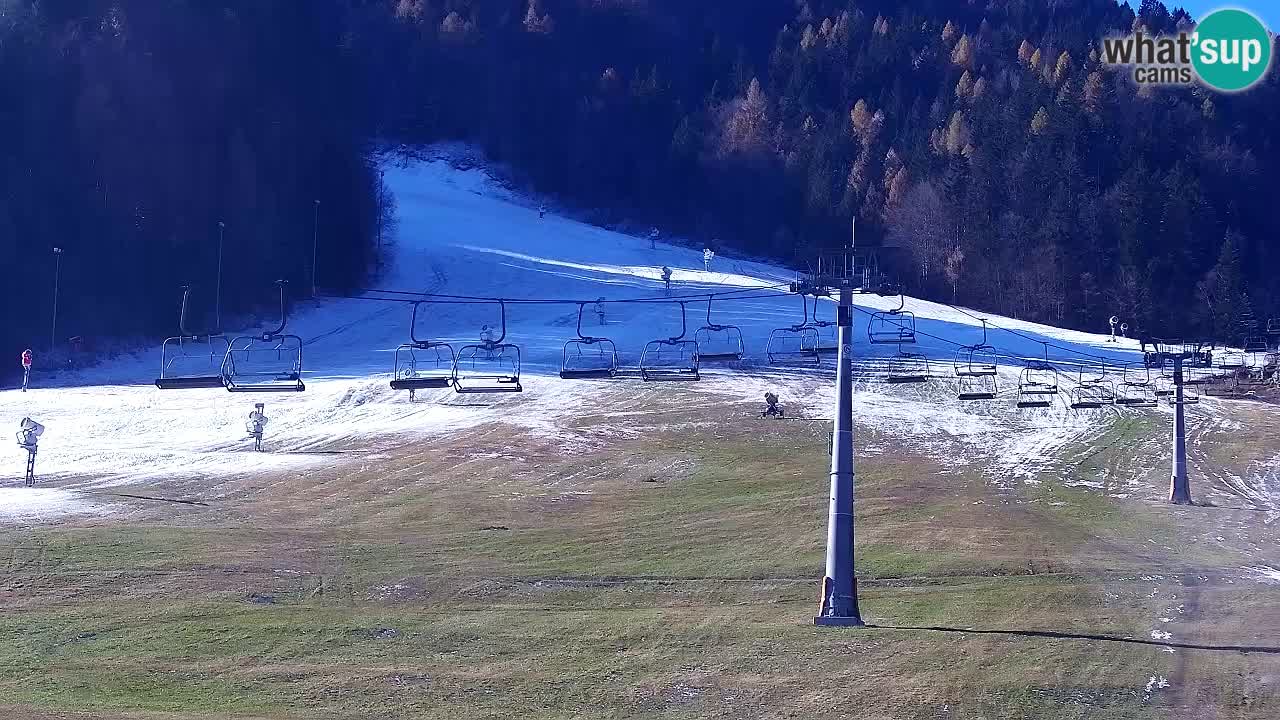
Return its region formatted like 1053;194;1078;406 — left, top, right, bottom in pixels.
352;0;1280;340
1;149;1278;719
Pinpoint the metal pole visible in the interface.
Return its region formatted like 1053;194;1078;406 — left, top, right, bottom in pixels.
1170;355;1191;505
377;170;384;255
312;200;320;298
216;221;225;330
50;247;63;352
815;285;863;626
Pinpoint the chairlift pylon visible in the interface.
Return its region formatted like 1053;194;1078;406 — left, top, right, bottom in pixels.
389;301;456;393
221;280;305;393
867;293;917;345
155;285;229;390
765;294;821;366
455;300;523;393
692;296;745;363
640;301;700;381
560;302;619;379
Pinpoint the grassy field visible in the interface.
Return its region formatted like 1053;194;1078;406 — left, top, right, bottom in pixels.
2;395;1277;719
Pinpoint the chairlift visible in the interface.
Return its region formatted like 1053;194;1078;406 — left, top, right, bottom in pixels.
560;303;619;379
389;301;456;393
953;320;998;377
765;294;821;366
957;374;998;400
867;293;917;345
1217;349;1246;370
1115;363;1158;407
809;294;839;354
221;280;305;393
886;344;930;384
1243;336;1269;354
155;286;229;390
640;301;701;381
692;296;745;363
1069;365;1115;409
455;300;523;393
1016;359;1059;409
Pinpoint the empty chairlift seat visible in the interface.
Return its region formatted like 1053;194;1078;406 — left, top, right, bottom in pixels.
691;297;744;363
221;281;305;393
886;346;930;384
389;301;456;392
867;293;917;345
640;301;700;381
765;294;821;366
155;286;229;390
1016;363;1058;408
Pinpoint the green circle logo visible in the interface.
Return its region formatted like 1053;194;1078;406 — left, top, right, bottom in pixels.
1191;9;1273;92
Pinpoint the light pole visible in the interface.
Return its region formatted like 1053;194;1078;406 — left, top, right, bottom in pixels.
50;247;63;352
1170;355;1192;505
216;221;225;330
312;199;320;298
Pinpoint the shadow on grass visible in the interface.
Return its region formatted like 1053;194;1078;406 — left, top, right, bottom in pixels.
866;624;1280;654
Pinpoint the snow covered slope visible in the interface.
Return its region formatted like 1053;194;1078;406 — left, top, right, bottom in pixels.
1;146;1173;521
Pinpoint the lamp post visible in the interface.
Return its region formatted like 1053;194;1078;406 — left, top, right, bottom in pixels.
312;200;320;298
50;247;63;352
216;221;225;330
377;170;385;256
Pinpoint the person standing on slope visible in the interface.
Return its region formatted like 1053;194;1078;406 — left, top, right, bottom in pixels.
649;227;659;250
1108;315;1119;343
703;248;715;272
20;349;33;392
661;266;672;295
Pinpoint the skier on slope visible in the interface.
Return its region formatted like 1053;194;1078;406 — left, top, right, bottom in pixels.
245;404;268;453
595;297;606;326
703;248;715;271
649;227;659;250
1108;315;1119;343
661;266;673;294
538;204;546;219
20;349;33;392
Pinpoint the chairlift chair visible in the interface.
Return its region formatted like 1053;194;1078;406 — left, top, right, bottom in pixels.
389;301;457;392
1243;336;1269;354
221;280;305;393
809;294;839;354
1217;349;1246;370
765;294;821;366
957;374;998;400
1115;364;1158;407
1016;362;1059;408
560;303;619;379
692;296;745;363
1070;365;1115;409
886;344;931;384
953;320;998;377
640;302;701;381
155;286;229;390
867;293;917;345
454;300;523;393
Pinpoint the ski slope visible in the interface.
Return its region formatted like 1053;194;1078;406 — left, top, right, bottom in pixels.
1;145;1177;521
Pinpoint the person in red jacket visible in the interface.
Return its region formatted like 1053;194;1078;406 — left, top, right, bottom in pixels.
20;349;32;392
